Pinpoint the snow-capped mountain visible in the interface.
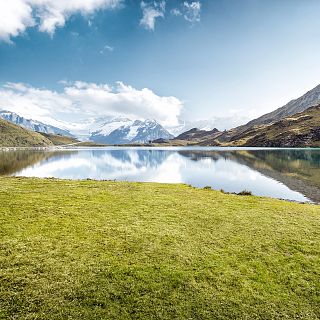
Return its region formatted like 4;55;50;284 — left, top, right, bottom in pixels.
90;118;173;144
0;110;73;137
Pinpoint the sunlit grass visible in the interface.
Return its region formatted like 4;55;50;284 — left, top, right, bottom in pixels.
0;177;319;319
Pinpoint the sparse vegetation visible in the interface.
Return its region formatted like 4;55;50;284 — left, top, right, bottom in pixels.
1;177;319;319
0;119;81;148
39;133;79;145
76;141;108;147
152;105;320;148
0;118;52;147
237;190;253;196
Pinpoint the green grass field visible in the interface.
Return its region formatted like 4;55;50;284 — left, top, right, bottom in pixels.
0;177;319;319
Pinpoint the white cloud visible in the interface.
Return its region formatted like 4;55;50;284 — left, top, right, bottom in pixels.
0;81;183;128
140;1;166;31
0;0;122;41
183;1;201;23
171;1;201;24
0;0;35;42
170;8;182;17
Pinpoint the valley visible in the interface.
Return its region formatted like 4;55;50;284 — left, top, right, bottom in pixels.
1;3;320;320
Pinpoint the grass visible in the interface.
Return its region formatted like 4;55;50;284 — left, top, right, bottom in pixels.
39;133;79;146
0;118;79;147
76;141;108;147
0;177;319;319
0;119;52;147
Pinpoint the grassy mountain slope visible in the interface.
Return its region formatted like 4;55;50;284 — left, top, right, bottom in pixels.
246;84;320;128
226;105;320;147
175;128;220;140
165;105;320;147
173;128;221;144
217;84;320;142
39;132;79;146
152;128;222;146
0;118;53;147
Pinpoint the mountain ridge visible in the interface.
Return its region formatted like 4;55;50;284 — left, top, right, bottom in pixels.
160;83;320;147
217;83;320;141
154;104;320;147
0;118;53;147
0;110;73;137
90;119;173;144
247;84;320;127
226;105;320;147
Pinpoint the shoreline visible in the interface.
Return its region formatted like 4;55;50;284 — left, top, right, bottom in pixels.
1;176;318;205
1;145;319;151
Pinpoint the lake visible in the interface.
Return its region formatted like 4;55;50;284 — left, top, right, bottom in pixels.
1;147;320;203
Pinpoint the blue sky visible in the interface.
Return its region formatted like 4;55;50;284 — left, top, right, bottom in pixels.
1;0;320;130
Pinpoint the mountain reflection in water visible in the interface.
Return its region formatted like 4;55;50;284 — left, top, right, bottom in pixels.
0;147;319;202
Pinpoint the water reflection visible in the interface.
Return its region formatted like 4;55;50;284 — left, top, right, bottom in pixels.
0;150;67;175
1;147;319;202
178;149;320;202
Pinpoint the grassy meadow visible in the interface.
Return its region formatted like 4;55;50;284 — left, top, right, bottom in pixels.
0;177;319;319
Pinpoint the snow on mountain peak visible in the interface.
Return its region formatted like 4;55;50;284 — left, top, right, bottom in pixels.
90;118;173;144
0;110;73;137
94;117;133;136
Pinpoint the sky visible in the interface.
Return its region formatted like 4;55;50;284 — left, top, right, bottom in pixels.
1;0;320;131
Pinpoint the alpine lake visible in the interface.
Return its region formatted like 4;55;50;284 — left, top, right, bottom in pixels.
1;147;320;203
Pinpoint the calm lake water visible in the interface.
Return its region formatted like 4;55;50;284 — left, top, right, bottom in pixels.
1;147;320;203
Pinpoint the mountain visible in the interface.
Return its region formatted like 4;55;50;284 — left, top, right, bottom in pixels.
175;128;220;141
151;128;222;146
225;105;320;147
0;118;53;147
217;84;320;142
169;120;221;136
169;128;221;145
0;110;73;137
168;116;250;136
247;84;320;127
168;84;320;147
39;133;80;146
90;119;174;144
156;105;320;147
90;117;132;137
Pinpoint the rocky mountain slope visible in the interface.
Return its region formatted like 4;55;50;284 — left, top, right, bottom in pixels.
0;118;53;147
0;110;72;137
226;105;320;147
169;119;224;136
217;84;320;142
158;128;221;145
165;84;320;147
90;119;173;144
156;105;320;147
247;84;320;127
175;128;220;141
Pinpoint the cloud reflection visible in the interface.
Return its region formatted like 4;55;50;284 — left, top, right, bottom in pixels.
12;148;313;202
